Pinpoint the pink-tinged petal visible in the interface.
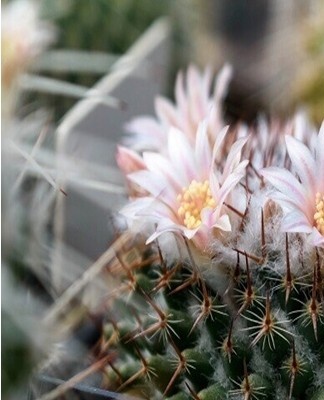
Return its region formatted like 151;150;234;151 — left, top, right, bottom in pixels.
175;70;186;108
168;127;197;184
310;227;324;248
285;135;316;193
316;121;324;191
124;116;164;138
236;123;249;140
260;167;310;214
146;218;180;243
182;226;200;240
195;120;212;178
217;160;248;206
187;64;208;122
209;170;220;198
120;197;154;219
212;213;231;232
222;136;248;181
116;146;145;175
208;65;231;136
201;66;213;106
139;200;177;221
293;112;308;142
281;211;313;233
200;207;215;229
269;191;314;224
124;116;165;150
155;96;179;129
146;220;199;244
270;191;302;210
174;70;192;134
128;170;176;207
212;126;229;162
142;152;182;190
213;63;233;103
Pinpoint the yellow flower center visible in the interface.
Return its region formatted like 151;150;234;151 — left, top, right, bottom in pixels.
177;180;216;229
314;192;324;235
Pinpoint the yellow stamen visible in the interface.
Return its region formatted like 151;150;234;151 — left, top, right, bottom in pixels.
314;192;324;235
177;179;216;229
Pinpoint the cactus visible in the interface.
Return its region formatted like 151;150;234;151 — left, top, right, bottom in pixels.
82;66;324;400
24;64;322;400
96;230;323;400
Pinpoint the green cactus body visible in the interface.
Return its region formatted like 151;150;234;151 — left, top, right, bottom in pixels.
166;393;190;400
310;387;324;400
97;244;324;399
281;354;314;398
197;383;227;400
181;348;212;391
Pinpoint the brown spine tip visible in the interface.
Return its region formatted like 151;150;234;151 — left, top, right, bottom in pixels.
285;233;292;305
288;340;297;400
185;382;200;400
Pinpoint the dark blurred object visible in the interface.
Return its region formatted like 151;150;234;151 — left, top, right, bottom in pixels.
190;0;318;122
217;0;270;46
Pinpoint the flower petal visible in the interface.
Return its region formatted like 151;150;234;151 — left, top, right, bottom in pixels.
116;146;145;175
217;160;248;206
200;207;215;229
281;211;313;233
146;220;199;244
208;64;232;138
120;197;154;219
285;135;317;194
124;116;165;150
187;64;206;122
316;121;324;192
310;227;324;248
168;127;196;184
212;126;229;162
195;120;212;178
155;96;179;129
174;70;191;133
213;213;231;231
142;152;182;190
222;136;248;181
260;167;310;214
213;63;233;103
128;170;176;207
209;169;220;198
202;66;213;106
175;70;186;109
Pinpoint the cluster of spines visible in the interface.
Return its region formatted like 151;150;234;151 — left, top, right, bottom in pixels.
94;232;324;400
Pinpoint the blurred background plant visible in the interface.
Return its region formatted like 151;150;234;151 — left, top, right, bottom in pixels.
1;1;181;398
291;4;324;124
186;0;324;122
10;0;186;121
4;0;324;123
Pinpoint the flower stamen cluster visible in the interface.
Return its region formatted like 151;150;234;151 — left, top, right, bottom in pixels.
314;192;324;235
177;180;216;229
